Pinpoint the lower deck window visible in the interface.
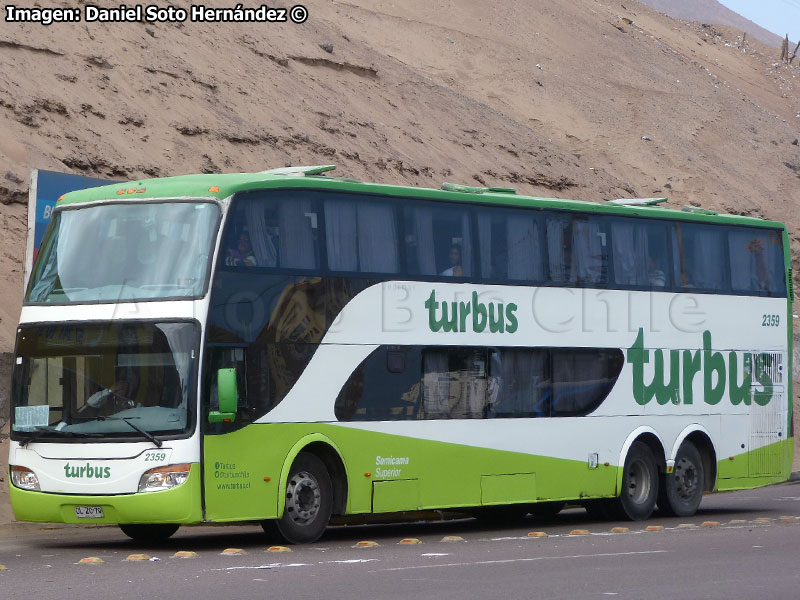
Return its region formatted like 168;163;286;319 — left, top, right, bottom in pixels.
334;345;623;421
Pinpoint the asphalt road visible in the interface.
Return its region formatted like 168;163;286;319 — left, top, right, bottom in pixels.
1;480;799;600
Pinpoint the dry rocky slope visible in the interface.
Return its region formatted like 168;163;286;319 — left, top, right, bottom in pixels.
0;0;798;519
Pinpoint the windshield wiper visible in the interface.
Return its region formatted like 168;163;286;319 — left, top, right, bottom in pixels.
67;416;164;448
21;429;103;447
121;418;163;448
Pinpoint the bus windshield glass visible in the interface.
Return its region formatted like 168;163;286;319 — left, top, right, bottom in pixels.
26;201;219;303
11;322;197;440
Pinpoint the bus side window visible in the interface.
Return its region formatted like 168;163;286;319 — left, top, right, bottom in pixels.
486;348;550;418
421;348;487;419
475;207;544;283
225;192;320;270
672;223;728;292
323;196;400;274
611;220;669;289
403;205;474;278
570;217;608;285
546;214;572;283
333;346;422;421
728;228;786;296
550;349;623;416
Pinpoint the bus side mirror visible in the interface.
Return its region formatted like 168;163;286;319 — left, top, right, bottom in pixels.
209;368;238;424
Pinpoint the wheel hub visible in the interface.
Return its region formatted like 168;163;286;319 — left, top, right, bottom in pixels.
627;458;652;505
285;471;321;525
673;457;698;500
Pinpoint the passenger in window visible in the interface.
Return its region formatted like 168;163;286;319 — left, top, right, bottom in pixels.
647;256;666;287
440;243;463;277
225;231;257;267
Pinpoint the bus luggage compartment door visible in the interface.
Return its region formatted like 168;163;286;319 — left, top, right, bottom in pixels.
480;473;537;505
372;479;421;512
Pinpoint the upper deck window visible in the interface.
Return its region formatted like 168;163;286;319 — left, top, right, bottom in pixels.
323;195;400;274
220;188;785;299
475;207;544;282
223;192;319;270
403;204;474;278
27;201;220;304
610;220;669;289
672;223;728;292
728;228;786;296
546;214;608;285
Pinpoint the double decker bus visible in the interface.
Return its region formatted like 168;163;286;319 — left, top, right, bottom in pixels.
8;166;793;543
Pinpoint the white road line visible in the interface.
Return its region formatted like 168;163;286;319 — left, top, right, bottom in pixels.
220;563;311;571
323;559;380;564
371;550;669;573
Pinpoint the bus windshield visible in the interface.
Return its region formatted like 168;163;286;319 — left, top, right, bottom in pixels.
11;322;197;441
26;201;219;303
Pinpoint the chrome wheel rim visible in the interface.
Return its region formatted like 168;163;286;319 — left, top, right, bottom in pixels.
627;458;652;505
285;471;321;525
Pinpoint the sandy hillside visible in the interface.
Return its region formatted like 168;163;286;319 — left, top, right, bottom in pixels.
637;0;788;48
0;0;799;524
0;1;798;346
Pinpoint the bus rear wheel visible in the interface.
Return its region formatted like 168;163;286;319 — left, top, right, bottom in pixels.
657;441;704;517
262;452;333;544
119;523;180;542
616;441;659;521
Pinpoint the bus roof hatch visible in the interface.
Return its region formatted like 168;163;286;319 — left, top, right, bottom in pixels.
260;165;337;177
606;197;668;207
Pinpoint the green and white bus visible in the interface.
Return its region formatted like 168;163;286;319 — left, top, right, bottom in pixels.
9;166;794;543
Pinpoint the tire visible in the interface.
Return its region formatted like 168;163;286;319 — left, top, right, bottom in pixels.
615;441;659;521
657;441;704;517
262;452;333;544
119;523;180;542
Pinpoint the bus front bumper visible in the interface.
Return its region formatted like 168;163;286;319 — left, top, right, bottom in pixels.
9;464;203;524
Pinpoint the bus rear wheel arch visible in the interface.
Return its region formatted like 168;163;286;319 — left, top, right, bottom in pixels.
262;452;333;544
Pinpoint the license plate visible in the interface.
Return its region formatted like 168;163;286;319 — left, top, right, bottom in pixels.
74;506;104;519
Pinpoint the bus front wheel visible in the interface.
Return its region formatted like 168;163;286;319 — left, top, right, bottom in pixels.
119;523;180;542
263;452;333;544
657;441;704;517
617;441;659;521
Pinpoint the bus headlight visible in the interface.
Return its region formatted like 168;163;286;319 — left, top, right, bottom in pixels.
11;466;40;491
138;464;191;493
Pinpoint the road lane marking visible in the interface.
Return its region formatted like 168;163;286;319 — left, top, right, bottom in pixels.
323;559;379;564
221;563;310;570
370;550;669;572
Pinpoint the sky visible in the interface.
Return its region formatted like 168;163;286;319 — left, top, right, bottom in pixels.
719;0;800;40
